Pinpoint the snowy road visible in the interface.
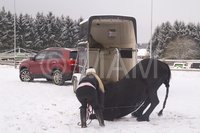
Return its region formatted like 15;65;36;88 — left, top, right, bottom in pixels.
0;65;200;133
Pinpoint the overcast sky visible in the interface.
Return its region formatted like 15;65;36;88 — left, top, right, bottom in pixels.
0;0;200;43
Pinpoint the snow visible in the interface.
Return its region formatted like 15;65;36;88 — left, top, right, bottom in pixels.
0;65;200;133
137;49;148;56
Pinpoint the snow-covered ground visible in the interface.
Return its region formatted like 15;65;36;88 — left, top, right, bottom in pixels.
0;65;200;133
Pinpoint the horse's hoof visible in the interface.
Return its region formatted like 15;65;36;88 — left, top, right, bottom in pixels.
99;123;105;127
131;112;142;118
81;125;87;128
81;123;87;128
137;116;149;122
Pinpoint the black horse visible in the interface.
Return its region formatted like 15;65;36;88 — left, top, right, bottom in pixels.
91;58;171;121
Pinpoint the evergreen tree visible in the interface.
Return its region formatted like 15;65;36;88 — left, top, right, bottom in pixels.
187;23;197;38
60;16;75;47
0;8;82;51
4;11;14;50
0;7;7;50
53;16;63;47
152;22;173;57
173;21;186;36
17;14;34;49
195;23;200;43
34;13;46;50
46;12;57;47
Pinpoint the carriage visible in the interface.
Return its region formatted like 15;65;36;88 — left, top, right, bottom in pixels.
72;15;138;91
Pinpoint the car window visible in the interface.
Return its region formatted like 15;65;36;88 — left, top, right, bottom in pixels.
35;51;47;60
46;51;63;59
70;51;77;59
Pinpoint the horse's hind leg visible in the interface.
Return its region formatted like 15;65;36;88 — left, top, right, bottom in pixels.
90;95;105;127
94;109;105;127
137;92;159;122
80;106;87;128
132;97;150;118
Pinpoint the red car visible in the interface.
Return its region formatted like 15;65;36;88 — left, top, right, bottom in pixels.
19;47;77;85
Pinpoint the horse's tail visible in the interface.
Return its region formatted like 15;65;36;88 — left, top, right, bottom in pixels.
158;63;171;116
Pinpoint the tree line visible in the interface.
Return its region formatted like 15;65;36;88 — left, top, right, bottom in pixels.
0;7;83;52
1;6;200;59
151;21;200;59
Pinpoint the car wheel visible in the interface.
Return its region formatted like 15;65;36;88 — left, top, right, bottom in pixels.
52;70;64;85
20;68;33;82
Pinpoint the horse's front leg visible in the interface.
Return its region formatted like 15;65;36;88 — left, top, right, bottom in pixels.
137;93;159;122
132;97;150;118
